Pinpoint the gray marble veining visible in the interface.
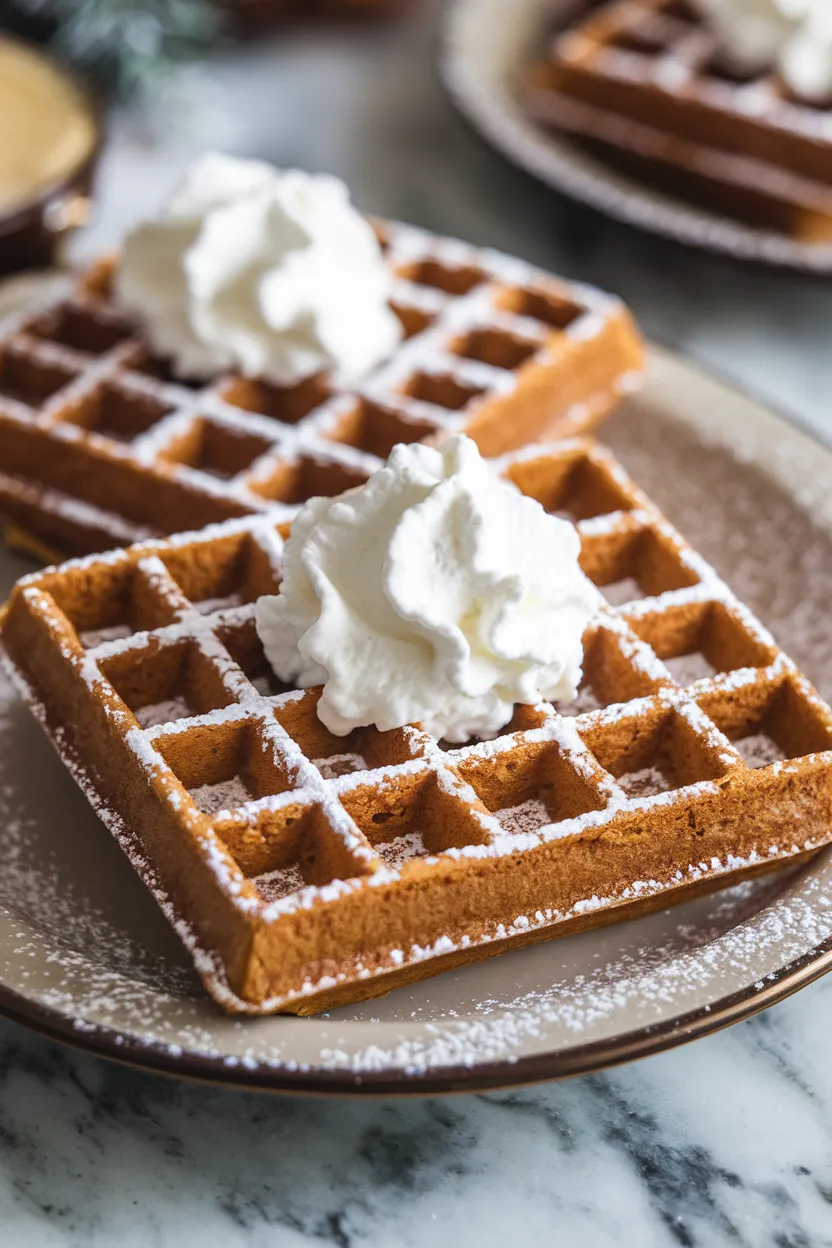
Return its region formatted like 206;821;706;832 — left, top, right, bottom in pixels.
2;976;832;1246
4;1;832;1243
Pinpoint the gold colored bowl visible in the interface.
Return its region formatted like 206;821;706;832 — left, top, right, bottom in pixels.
0;36;100;276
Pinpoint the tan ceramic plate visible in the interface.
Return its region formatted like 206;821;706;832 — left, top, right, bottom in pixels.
442;0;832;273
1;345;832;1093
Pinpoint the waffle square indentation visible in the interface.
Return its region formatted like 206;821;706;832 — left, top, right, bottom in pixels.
457;739;607;833
217;619;297;699
220;375;331;426
396;259;485;296
451;328;539;372
45;559;180;647
698;677;832;769
100;638;236;727
0;345;76;409
274;689;416;778
339;767;490;865
26;303;132;356
161;530;279;615
581;523;700;605
630;600;777;686
554;623;663;716
506;446;635;521
401;371;486;412
247;455;370;504
582;702;730;798
160;417;274;480
495;285;583;330
328;397;439;459
154;716;298;810
60;382;174;444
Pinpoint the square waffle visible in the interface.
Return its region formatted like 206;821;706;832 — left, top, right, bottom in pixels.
4;438;832;1015
0;220;642;558
524;0;832;240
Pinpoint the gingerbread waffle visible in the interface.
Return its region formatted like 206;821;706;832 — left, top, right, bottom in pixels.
524;0;832;240
4;437;832;1015
0;220;642;558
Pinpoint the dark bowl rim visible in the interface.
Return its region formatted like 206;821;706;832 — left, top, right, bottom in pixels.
0;32;103;240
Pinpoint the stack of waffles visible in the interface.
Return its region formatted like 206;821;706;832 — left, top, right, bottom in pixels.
524;0;832;239
0;220;642;557
4;439;832;1013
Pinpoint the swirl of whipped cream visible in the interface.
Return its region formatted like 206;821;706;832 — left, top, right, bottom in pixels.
116;152;401;385
255;436;599;743
692;0;832;101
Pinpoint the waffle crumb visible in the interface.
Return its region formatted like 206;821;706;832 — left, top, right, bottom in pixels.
602;577;645;607
313;753;368;780
189;776;252;813
376;831;427;869
135;696;193;728
618;766;673;799
665;652;717;686
253;864;306;904
496;797;551;835
79;623;133;649
735;732;788;769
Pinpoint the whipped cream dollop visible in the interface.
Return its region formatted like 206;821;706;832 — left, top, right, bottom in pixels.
692;0;832;101
255;436;598;743
117;153;401;385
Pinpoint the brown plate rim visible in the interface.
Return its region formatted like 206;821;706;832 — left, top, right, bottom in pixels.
0;913;830;1096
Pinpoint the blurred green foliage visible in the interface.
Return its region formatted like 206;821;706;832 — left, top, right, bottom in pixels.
0;0;225;97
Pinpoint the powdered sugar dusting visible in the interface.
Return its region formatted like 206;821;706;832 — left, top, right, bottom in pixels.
313;752;368;780
555;684;603;717
665;651;717;686
496;798;550;835
135;696;193;728
189;776;252;814
195;593;244;616
736;732;788;769
602;576;645;607
376;831;427;868
618;765;673;799
79;623;132;649
253;864;305;903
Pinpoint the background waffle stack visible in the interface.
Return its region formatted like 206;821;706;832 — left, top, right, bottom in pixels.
524;0;832;240
0;220;642;558
4;438;832;1015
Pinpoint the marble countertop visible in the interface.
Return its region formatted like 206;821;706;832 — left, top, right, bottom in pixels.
4;2;832;1243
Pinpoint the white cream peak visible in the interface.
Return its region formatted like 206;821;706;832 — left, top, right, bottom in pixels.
691;0;832;101
116;152;402;386
255;435;598;743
